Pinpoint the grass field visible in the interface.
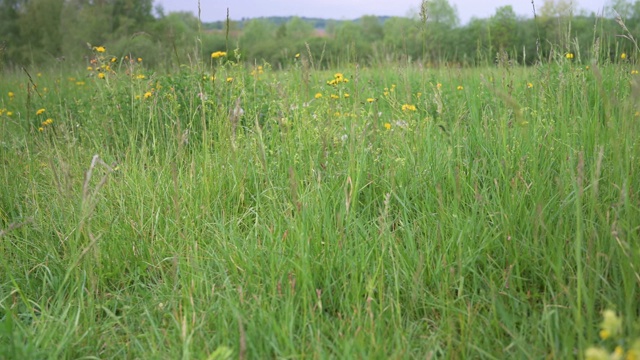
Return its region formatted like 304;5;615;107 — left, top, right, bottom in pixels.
1;48;640;359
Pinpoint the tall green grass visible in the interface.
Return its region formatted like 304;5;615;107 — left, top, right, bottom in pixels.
1;47;639;358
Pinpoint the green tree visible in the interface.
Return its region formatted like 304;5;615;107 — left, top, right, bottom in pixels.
490;6;517;52
419;0;460;62
0;0;27;65
18;0;65;63
360;15;384;43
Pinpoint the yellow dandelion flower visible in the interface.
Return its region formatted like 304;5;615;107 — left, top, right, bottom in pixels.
416;92;422;98
94;46;106;53
631;70;639;75
614;346;624;358
566;52;574;59
36;108;45;116
384;123;391;130
344;93;350;98
136;74;146;80
38;127;44;132
37;73;41;77
585;347;610;360
402;104;417;111
295;53;300;58
437;83;442;89
135;95;141;100
226;77;233;83
314;93;323;99
87;66;93;71
330;94;339;99
586;65;590;70
98;73;105;79
457;85;464;91
383;91;389;96
137;57;142;62
366;98;375;103
6;111;12;116
600;310;622;339
8;91;14;98
76;81;85;86
621;53;627;59
211;51;227;59
527;82;533;88
143;91;152;99
110;57;117;63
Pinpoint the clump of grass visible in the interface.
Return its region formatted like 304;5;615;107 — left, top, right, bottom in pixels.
1;31;640;359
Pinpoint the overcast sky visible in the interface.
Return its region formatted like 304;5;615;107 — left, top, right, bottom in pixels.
154;0;610;24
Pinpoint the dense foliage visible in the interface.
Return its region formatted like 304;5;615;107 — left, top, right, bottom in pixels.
2;0;640;70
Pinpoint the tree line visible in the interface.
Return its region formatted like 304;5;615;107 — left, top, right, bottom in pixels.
1;0;639;70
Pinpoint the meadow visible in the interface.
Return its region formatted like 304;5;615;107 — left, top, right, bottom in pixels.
1;46;640;359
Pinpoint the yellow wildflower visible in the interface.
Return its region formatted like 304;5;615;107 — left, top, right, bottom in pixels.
621;53;627;59
631;70;639;75
402;104;417;112
314;93;322;99
366;98;375;103
98;73;105;79
94;46;106;53
211;51;227;59
330;94;339;99
344;93;350;98
384;123;391;130
137;57;142;62
8;91;14;98
566;52;574;59
6;111;12;116
600;310;622;340
36;108;45;116
527;82;533;88
136;74;146;80
226;77;233;83
436;83;442;89
585;347;610;360
586;65;590;70
295;53;300;58
87;66;93;71
38;127;44;132
110;57;117;63
457;85;464;91
143;91;152;99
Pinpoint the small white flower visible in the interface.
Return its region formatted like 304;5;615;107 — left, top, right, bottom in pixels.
394;120;408;128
